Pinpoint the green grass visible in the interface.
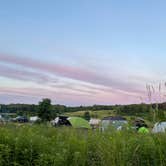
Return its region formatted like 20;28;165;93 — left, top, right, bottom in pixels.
64;110;116;119
64;110;153;127
0;124;165;166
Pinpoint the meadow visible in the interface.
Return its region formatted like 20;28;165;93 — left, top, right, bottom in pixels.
64;110;116;119
0;124;166;166
64;110;153;127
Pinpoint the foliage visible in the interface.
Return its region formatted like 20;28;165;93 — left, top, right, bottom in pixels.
0;125;165;166
83;111;91;121
38;99;52;122
1;102;166;123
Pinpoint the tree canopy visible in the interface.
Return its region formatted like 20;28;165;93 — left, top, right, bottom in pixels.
38;98;52;122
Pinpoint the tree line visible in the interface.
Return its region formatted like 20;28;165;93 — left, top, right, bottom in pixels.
1;100;166;117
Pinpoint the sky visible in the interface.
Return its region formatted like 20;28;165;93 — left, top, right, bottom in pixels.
0;0;166;105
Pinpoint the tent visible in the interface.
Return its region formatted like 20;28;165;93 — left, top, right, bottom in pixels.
52;116;71;126
152;122;166;133
0;114;5;124
89;118;101;125
12;116;28;123
30;116;40;123
138;127;149;134
101;116;128;131
52;116;91;129
51;117;60;126
134;118;147;130
68;117;91;129
89;118;101;129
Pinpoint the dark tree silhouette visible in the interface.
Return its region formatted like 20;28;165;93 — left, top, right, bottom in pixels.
38;98;52;122
83;111;91;121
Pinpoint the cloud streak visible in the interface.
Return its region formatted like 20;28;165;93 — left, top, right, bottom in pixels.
0;64;58;84
0;86;142;106
0;53;143;95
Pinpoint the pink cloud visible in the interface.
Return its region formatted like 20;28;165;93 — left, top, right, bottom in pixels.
0;86;103;105
0;53;143;95
0;86;142;105
0;64;101;96
0;64;58;84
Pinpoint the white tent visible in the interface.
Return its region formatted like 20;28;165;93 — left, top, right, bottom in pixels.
30;116;40;122
0;115;5;123
89;118;101;126
51;117;59;126
152;122;166;133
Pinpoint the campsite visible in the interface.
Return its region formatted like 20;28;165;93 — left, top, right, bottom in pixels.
1;0;166;165
0;99;166;166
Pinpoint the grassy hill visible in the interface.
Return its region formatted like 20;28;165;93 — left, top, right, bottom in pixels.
64;110;115;119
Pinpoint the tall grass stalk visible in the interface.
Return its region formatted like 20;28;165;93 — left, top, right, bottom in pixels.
0;125;165;166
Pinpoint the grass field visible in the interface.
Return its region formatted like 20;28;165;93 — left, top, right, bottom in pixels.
64;110;116;119
64;110;153;127
0;124;165;166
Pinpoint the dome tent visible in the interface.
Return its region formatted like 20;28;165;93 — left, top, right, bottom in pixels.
152;122;166;133
52;116;71;126
101;116;128;131
89;118;101;129
68;117;91;129
52;116;91;129
134;117;148;130
12;116;28;123
30;116;40;123
138;127;149;134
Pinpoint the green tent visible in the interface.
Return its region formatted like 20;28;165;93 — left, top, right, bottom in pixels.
138;127;149;134
68;117;91;129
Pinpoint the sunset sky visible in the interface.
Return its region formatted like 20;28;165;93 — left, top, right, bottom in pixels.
0;0;166;105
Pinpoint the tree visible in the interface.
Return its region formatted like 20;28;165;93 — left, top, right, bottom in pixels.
38;98;52;122
83;111;91;121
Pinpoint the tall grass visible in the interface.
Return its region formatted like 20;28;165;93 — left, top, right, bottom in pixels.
0;125;165;166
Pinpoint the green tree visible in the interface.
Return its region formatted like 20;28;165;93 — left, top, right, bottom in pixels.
38;98;52;122
83;111;91;121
